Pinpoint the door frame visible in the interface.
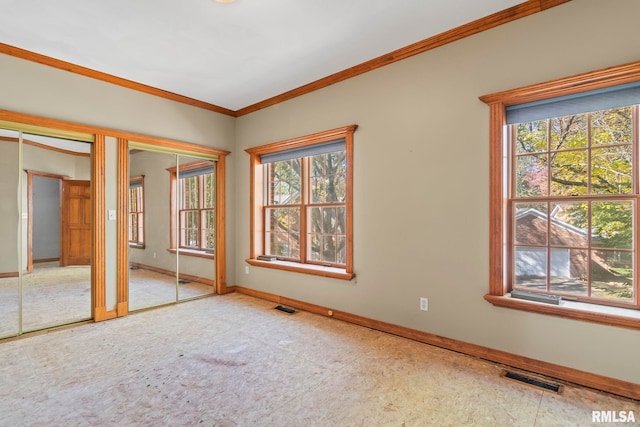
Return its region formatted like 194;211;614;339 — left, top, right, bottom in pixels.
25;170;68;273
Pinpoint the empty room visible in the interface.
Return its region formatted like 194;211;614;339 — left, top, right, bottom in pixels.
0;0;639;425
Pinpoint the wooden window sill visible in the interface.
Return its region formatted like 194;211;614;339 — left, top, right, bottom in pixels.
167;248;214;259
484;294;640;330
246;258;354;280
129;243;145;249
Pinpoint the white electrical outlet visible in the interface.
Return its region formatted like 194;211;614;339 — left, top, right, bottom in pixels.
245;265;250;274
420;297;428;311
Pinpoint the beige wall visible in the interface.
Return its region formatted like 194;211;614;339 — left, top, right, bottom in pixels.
235;0;640;384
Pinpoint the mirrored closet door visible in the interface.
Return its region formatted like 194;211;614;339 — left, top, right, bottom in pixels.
0;127;93;338
0;128;21;337
128;146;216;311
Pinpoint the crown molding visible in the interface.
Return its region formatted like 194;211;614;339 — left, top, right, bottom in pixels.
0;0;570;118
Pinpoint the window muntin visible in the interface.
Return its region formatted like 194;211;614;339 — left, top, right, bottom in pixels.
510;106;637;307
128;176;144;247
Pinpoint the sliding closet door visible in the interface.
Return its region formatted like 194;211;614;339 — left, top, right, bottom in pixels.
128;148;178;310
0;129;92;336
0;128;20;338
176;156;216;301
21;133;92;332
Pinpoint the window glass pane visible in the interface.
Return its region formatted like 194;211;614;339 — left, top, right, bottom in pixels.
514;246;547;290
591;107;633;146
128;185;144;244
129;214;138;242
591;250;633;302
129;187;138;211
180;210;199;247
310;151;346;203
265;207;300;259
268;159;301;205
515;120;547;154
549;202;588;247
514;202;548;245
180;176;199;209
550;150;588;196
591;200;633;249
591;145;632;195
550;114;587;149
515;154;548;197
137;213;144;244
202;209;215;251
204;173;215;209
308;206;346;264
550;248;587;296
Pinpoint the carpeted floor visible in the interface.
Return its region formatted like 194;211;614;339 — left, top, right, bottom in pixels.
0;293;637;426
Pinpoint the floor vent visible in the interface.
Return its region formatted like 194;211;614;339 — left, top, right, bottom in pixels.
275;305;296;314
502;370;561;393
178;279;190;285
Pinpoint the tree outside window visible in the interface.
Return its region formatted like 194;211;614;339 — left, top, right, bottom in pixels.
266;150;347;265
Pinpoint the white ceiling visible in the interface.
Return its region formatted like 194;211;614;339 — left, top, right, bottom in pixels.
0;0;522;112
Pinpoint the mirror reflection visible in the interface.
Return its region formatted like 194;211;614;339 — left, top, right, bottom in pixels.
176;156;216;301
0;128;20;337
0;128;92;337
128;149;177;310
127;148;217;311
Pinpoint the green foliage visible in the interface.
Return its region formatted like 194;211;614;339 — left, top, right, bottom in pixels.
516;107;634;248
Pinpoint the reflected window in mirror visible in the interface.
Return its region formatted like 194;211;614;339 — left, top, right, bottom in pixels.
128;175;145;248
168;160;215;257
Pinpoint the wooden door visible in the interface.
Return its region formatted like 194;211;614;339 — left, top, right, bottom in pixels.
61;180;91;266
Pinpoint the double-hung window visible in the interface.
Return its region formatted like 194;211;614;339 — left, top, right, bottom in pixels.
481;63;640;326
168;161;215;256
246;125;357;279
128;175;144;248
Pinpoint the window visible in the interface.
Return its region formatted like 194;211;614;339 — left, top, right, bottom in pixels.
481;62;640;327
168;160;215;256
510;106;635;307
128;175;144;247
246;125;357;279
